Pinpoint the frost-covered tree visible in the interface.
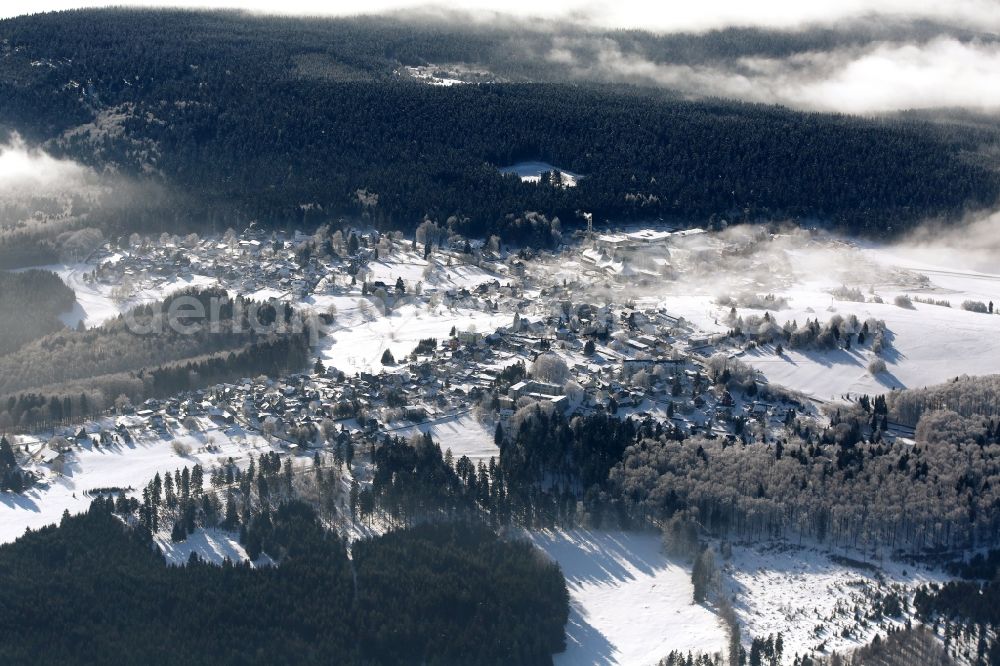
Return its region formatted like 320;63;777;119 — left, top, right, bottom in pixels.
532;353;569;384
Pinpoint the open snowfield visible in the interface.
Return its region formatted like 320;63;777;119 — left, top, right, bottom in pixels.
44;262;219;329
527;529;725;665
737;292;1000;400
317;301;512;376
723;542;948;660
389;412;499;463
0;417;278;545
702;246;1000;400
366;253;499;291
569;227;1000;401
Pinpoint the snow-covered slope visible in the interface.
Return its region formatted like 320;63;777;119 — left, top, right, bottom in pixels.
389;413;499;463
0;418;278;544
723;542;948;661
527;529;725;665
655;233;1000;400
317;301;511;376
49;262;219;329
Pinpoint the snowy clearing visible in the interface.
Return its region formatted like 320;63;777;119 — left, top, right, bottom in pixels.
723;542;948;661
153;527;263;566
42;262;219;329
388;412;499;464
0;417;279;545
318;302;512;376
499;161;583;186
528;529;725;665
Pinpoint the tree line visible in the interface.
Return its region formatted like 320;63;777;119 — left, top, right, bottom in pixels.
1;9;996;248
0;497;569;665
0;288;312;430
0;269;76;357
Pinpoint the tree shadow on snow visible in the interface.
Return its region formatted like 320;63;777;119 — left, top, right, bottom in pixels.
557;610;618;666
873;370;905;390
0;490;40;512
530;529;662;587
795;348;864;369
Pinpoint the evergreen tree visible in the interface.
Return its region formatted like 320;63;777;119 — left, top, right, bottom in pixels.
224;493;238;529
0;436;15;471
283;458;294;493
164;472;177;509
350;479;360;522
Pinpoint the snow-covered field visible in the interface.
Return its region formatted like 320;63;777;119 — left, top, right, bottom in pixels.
389;412;499;463
737;293;1000;400
500;161;583;186
723;542;947;660
528;529;725;665
624;231;1000;400
726;262;997;400
44;262;219;329
0;417;278;545
365;254;497;290
318;301;512;376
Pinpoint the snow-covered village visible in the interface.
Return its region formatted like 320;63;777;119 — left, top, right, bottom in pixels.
4;6;1000;666
2;217;998;665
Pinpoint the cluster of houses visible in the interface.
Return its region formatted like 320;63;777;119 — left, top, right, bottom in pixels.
576;229;707;282
88;227;342;302
85;226;524;317
19;226;813;473
28;285;793;468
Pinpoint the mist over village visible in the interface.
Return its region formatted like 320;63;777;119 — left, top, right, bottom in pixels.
0;2;999;665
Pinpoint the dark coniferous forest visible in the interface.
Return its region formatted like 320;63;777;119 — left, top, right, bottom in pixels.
0;269;76;356
0;9;997;250
2;7;1000;664
0;499;569;665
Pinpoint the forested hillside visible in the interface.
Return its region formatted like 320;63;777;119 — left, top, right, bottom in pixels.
0;288;293;394
0;288;312;429
0;499;569;665
609;413;1000;554
483;398;1000;555
886;374;1000;427
0;269;75;356
1;9;996;245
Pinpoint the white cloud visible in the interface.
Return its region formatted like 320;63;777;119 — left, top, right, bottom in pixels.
551;37;1000;113
787;39;1000;113
896;209;1000;274
3;2;999;114
3;0;1000;33
0;134;95;199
